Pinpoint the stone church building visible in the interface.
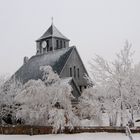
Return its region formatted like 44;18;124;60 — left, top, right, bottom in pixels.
14;23;89;99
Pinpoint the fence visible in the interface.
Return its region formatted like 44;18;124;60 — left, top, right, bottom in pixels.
0;126;140;135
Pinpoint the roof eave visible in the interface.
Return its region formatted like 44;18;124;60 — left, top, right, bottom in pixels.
36;36;70;42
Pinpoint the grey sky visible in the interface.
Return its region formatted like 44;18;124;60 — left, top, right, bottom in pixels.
0;0;140;75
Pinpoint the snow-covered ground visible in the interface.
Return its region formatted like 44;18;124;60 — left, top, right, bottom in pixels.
1;133;140;140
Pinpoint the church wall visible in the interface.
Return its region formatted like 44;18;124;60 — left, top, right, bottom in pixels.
60;48;88;91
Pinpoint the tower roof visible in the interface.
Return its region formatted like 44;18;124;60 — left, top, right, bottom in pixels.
36;24;70;41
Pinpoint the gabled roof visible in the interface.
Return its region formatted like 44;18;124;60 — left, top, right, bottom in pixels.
36;24;70;41
14;47;74;84
60;46;89;77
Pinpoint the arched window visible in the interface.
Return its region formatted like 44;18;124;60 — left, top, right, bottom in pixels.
77;68;80;78
74;66;76;78
60;40;62;48
56;40;59;49
70;67;72;77
47;40;49;51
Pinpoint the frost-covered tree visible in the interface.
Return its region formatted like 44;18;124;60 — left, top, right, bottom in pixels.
78;86;102;125
0;75;8;87
15;79;50;125
47;79;80;133
15;65;79;132
41;66;80;132
0;75;8;124
89;41;140;126
40;65;60;86
124;63;140;126
0;76;22;124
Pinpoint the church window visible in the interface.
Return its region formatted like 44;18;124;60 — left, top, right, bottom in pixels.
64;41;66;48
60;40;62;48
70;67;72;77
74;66;76;78
46;40;49;51
77;68;80;78
47;40;49;47
56;40;59;49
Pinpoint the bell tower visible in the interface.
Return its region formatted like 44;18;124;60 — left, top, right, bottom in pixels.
36;23;70;55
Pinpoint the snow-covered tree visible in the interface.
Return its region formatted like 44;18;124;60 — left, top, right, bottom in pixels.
0;75;9;87
89;41;140;126
47;79;80;133
0;76;22;124
78;86;103;125
41;66;80;132
15;65;79;132
124;63;140;126
15;79;50;125
0;75;8;124
40;65;60;86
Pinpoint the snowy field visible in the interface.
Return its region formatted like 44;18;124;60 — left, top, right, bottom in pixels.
1;133;140;140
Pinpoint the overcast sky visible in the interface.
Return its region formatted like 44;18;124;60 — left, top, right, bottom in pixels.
0;0;140;75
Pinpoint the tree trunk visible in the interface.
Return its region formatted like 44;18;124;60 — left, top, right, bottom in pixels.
120;101;123;127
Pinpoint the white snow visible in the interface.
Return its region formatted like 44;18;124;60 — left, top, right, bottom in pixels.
0;133;140;140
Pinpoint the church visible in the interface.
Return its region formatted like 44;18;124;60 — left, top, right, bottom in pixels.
13;23;89;99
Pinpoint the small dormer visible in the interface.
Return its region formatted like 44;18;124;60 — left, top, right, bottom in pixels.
36;24;70;55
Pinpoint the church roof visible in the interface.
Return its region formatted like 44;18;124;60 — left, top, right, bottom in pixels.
14;47;74;84
36;24;70;41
